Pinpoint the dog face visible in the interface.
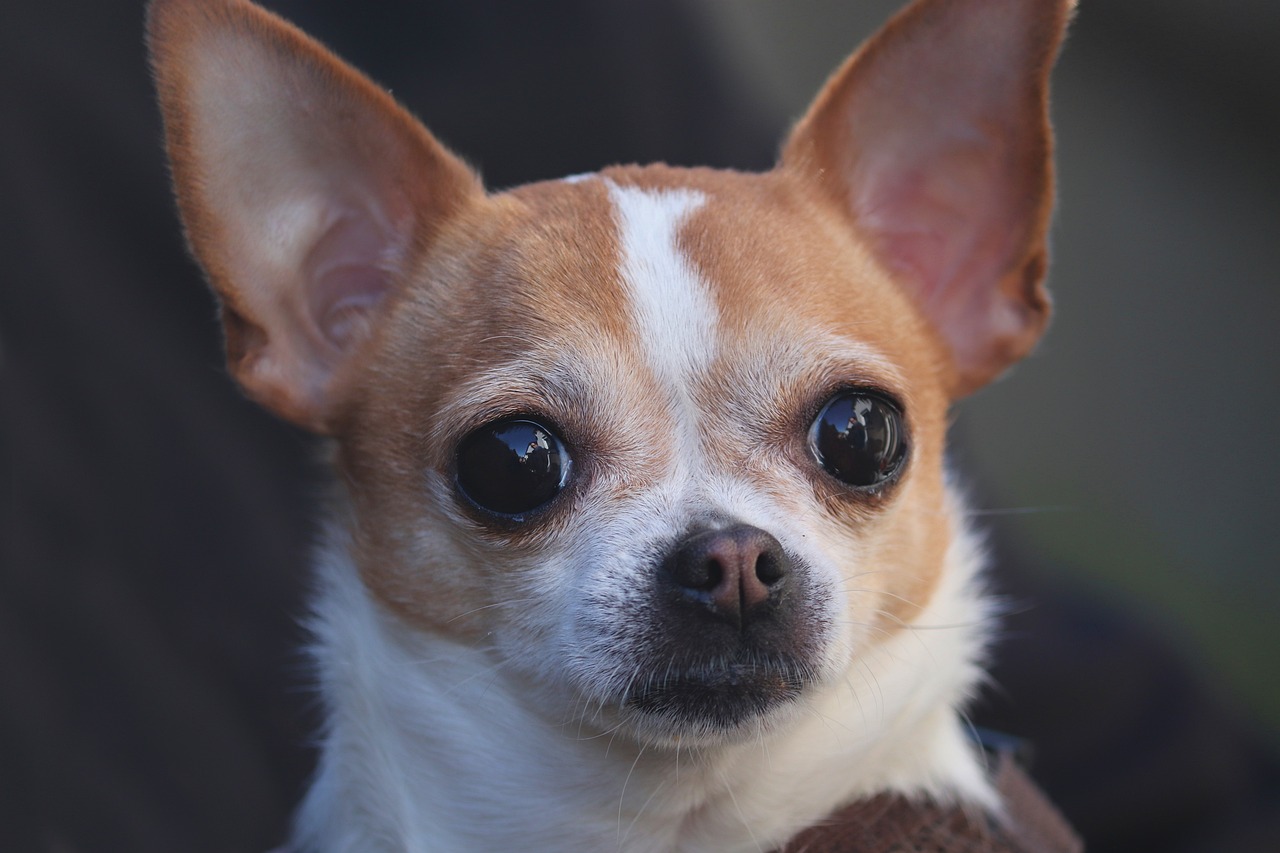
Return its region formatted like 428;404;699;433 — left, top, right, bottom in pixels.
336;167;957;744
148;0;1070;748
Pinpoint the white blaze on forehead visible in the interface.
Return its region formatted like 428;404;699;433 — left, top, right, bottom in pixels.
607;183;715;396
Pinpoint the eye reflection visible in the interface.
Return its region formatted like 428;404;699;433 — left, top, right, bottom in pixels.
455;419;569;517
809;392;906;488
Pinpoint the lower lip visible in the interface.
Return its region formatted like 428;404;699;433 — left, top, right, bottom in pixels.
625;667;806;728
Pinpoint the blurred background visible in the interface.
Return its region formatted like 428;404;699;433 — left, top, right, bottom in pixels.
3;0;1277;851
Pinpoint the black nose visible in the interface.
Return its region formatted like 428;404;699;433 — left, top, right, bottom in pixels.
663;525;789;629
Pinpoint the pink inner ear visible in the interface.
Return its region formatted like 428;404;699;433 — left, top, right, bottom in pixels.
856;137;1024;339
781;0;1067;393
303;208;404;350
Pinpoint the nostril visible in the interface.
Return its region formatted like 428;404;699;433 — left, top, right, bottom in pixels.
755;550;785;586
683;557;723;592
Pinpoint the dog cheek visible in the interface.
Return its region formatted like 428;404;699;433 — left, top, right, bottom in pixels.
334;465;499;640
556;548;659;699
349;522;488;640
850;489;952;639
491;554;587;687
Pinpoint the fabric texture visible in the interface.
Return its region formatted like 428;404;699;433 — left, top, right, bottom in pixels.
779;751;1082;853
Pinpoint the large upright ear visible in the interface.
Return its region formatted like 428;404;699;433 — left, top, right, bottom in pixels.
147;0;482;431
783;0;1074;397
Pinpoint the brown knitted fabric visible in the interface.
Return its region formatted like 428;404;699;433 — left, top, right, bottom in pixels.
779;751;1083;853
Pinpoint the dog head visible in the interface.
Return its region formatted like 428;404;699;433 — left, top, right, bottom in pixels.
148;0;1071;746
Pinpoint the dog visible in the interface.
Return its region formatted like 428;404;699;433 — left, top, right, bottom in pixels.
147;0;1074;849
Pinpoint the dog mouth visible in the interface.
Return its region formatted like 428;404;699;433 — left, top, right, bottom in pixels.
623;661;809;731
588;530;829;738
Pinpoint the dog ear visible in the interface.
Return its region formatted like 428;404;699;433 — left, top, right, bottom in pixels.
147;0;482;431
783;0;1074;397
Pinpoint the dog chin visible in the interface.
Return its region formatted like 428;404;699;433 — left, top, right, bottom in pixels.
615;660;814;746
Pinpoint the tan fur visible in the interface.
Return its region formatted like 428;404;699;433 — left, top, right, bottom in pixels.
336;181;648;634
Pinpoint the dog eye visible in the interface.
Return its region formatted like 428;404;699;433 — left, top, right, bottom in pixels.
808;391;907;488
455;418;571;517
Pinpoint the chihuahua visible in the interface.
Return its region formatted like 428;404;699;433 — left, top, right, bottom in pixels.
147;0;1073;850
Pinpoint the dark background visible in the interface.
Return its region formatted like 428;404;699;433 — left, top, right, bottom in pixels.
3;1;1278;851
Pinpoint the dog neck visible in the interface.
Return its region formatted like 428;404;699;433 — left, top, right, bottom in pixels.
288;486;995;853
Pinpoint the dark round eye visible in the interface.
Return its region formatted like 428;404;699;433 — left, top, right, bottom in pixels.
808;391;907;488
455;418;570;517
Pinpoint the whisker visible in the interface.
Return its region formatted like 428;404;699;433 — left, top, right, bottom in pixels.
616;744;648;850
961;505;1074;518
620;771;667;850
446;597;538;623
715;762;764;853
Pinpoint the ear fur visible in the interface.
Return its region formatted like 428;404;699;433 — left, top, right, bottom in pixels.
147;0;482;431
783;0;1075;397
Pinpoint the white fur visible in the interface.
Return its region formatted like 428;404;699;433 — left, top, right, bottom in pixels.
608;183;714;479
290;493;993;853
608;183;714;391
